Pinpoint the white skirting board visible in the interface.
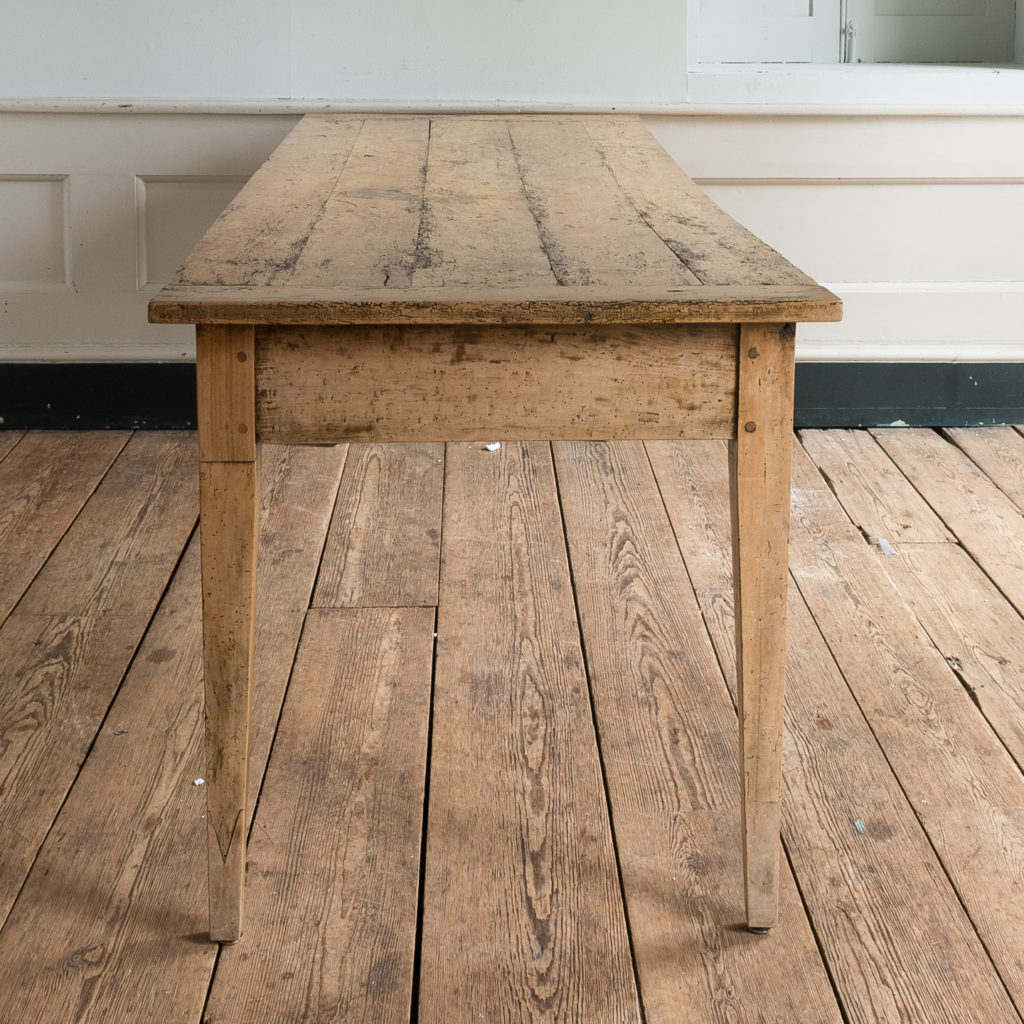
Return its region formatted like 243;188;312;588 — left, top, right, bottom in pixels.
1;109;1022;364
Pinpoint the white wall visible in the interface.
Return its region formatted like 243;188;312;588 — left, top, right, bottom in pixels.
0;0;686;105
1;0;1022;364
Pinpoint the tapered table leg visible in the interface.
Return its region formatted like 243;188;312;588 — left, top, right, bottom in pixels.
728;322;796;933
195;324;258;942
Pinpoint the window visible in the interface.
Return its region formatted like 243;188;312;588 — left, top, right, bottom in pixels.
692;0;1017;64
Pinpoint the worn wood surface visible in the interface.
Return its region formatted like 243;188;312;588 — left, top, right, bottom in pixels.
880;541;1024;773
0;431;22;463
4;428;1024;1023
0;433;197;926
254;323;739;443
149;115;840;327
554;439;842;1024
0;443;346;1022
198;460;259;942
206;607;434;1024
0;431;130;624
799;428;955;544
313;442;443;609
873;427;1024;617
787;441;1024;1009
419;441;640;1023
650;437;1023;1024
728;324;796;930
196;325;256;464
944;425;1024;513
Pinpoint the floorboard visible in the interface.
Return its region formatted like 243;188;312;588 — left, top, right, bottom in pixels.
0;431;130;624
556;440;841;1024
0;443;347;1023
649;438;1021;1024
420;441;640;1023
1;428;1022;1024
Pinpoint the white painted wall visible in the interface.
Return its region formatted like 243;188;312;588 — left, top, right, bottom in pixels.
1;0;1022;364
0;0;686;105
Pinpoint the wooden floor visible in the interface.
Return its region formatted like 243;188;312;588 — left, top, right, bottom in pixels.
1;427;1023;1023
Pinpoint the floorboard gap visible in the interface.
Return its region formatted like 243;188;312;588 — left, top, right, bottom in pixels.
550;441;648;1024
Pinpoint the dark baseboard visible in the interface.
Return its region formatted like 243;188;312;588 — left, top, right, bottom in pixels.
794;362;1024;428
0;363;198;430
1;361;1022;431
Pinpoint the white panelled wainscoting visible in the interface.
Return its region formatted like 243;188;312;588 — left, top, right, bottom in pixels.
1;107;1022;367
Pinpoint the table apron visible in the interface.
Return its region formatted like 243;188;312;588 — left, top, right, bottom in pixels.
251;322;741;444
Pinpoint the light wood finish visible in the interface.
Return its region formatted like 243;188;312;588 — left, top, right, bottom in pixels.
207;608;434;1024
729;323;796;930
0;443;346;1021
943;425;1024;513
195;322;261;940
420;442;640;1021
872;427;1024;617
0;431;130;623
312;442;443;609
6;432;1024;1022
149;114;842;939
149;115;840;328
650;437;1022;1023
554;440;843;1023
151;284;840;327
198;461;258;942
798;427;955;544
196;324;256;463
786;443;1024;1008
880;541;1024;774
254;323;739;444
0;432;22;462
0;433;197;924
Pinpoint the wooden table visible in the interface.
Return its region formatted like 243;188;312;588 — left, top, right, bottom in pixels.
149;114;841;943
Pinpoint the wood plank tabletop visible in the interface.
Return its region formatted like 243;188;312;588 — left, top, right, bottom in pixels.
149;115;841;326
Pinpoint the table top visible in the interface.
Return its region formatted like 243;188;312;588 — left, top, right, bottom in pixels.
149;114;841;327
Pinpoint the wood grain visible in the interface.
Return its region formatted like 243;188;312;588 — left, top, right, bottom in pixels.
799;428;955;544
0;432;22;462
255;323;739;444
313;442;443;609
206;607;434;1024
288;117;430;290
880;540;1024;772
650;437;1024;1024
0;443;346;1022
196;324;256;463
944;425;1024;514
0;431;130;624
151;283;842;326
873;427;1024;617
0;433;198;924
174;115;365;288
582;118;815;288
410;117;557;290
554;439;842;1024
787;442;1024;1010
198;459;258;941
420;441;640;1023
149;114;841;327
729;323;796;929
504;117;702;288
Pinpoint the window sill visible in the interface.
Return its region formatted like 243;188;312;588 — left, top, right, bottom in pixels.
686;63;1024;113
